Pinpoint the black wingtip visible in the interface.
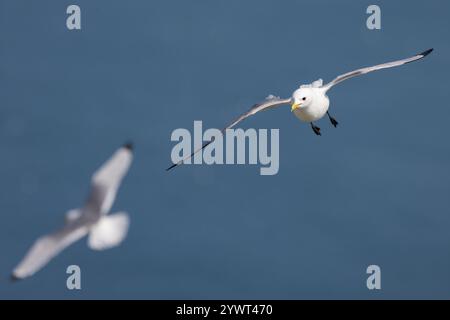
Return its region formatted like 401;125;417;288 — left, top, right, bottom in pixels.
166;163;177;171
10;274;21;283
419;48;433;57
123;142;134;151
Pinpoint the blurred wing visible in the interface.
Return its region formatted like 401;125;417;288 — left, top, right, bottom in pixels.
166;96;291;171
323;49;433;91
12;223;89;280
84;144;133;217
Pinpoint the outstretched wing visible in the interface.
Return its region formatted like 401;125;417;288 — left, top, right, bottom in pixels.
84;143;133;217
322;49;433;91
224;95;292;130
11;222;89;280
166;95;292;171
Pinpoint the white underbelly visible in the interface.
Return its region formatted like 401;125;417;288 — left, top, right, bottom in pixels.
293;99;329;122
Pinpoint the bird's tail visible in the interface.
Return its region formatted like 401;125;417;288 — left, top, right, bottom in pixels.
87;212;130;250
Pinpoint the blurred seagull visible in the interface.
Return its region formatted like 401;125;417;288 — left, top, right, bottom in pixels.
167;49;433;170
11;143;134;280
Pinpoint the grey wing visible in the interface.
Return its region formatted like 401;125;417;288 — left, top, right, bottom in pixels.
226;96;293;130
83;143;133;218
166;96;292;171
323;49;433;91
11;222;89;280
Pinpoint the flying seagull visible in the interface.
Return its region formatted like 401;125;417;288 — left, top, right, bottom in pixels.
11;143;134;280
167;48;433;170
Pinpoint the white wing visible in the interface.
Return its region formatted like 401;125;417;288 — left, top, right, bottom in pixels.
88;212;130;250
166;95;291;170
11;220;89;280
322;49;433;91
83;143;133;217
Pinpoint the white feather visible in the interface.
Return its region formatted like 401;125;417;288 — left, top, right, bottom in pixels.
88;212;130;251
300;79;323;89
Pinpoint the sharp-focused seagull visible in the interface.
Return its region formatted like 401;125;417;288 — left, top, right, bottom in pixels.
11;143;134;280
167;49;433;170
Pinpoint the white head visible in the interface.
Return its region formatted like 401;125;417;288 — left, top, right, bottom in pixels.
291;79;324;112
291;87;315;112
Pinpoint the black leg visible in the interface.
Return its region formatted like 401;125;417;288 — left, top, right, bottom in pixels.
310;122;321;136
327;111;338;127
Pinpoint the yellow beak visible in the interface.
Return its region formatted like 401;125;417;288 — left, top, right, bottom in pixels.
291;102;301;112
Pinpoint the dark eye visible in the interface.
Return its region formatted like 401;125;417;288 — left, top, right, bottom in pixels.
302;97;306;101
